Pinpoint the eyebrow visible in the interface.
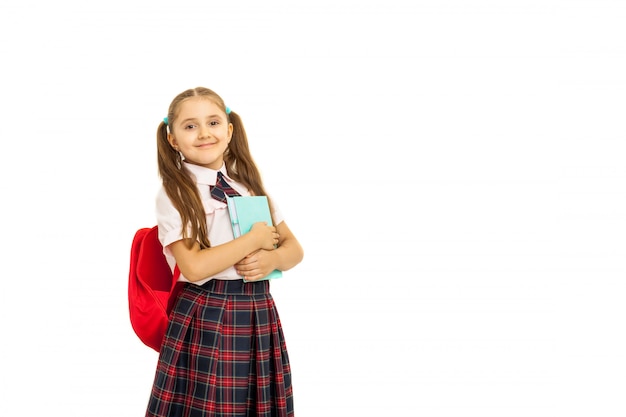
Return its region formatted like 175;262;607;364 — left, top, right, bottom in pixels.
179;114;222;125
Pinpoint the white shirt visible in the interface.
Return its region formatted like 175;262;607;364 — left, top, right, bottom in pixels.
156;162;284;285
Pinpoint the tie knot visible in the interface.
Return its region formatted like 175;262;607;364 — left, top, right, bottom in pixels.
210;171;240;203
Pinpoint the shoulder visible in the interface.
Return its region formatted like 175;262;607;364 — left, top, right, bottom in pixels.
156;186;170;205
267;193;285;225
155;187;180;219
155;186;184;246
156;187;172;209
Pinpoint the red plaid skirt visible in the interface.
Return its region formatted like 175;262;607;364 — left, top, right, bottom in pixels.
146;279;294;417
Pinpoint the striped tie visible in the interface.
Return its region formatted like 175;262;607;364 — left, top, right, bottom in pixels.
210;171;240;203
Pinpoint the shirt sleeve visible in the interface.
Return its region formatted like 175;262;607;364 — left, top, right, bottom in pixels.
268;193;285;226
155;187;185;252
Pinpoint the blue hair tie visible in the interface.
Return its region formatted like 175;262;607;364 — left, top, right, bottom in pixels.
225;107;231;115
163;117;168;125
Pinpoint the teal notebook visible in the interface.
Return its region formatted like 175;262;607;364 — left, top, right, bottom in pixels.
226;195;283;282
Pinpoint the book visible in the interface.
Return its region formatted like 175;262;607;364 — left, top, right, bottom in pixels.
226;195;283;282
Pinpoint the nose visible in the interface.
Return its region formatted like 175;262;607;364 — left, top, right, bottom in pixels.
199;125;211;139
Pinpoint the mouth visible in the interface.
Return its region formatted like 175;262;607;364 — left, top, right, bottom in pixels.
196;142;217;148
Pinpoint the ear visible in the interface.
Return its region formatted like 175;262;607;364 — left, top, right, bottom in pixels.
227;123;233;143
167;133;178;150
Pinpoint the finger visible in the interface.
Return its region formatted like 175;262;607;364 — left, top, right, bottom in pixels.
244;274;261;282
238;264;253;273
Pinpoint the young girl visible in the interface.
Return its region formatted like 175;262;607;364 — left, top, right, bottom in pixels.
146;87;303;417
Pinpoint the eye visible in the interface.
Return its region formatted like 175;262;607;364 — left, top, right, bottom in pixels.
209;120;219;126
185;124;196;130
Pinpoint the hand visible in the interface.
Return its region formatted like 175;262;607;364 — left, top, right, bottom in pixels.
249;222;280;251
235;250;277;282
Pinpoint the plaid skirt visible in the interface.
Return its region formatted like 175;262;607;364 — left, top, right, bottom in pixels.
146;279;294;417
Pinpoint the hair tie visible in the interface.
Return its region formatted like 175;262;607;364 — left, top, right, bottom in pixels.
163;117;168;125
225;107;231;115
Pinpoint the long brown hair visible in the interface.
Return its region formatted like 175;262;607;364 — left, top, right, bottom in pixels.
156;87;270;249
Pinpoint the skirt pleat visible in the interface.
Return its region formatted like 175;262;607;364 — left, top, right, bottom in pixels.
146;279;293;417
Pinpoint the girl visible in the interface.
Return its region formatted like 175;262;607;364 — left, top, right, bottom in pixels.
146;87;303;417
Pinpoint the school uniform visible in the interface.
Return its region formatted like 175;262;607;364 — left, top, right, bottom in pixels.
146;162;294;417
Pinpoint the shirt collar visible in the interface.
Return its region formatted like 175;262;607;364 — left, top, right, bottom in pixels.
182;161;232;186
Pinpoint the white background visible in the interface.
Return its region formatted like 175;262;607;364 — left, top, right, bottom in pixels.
1;1;625;416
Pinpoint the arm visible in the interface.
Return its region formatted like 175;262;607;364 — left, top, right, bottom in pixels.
169;222;279;282
235;221;304;281
273;221;304;271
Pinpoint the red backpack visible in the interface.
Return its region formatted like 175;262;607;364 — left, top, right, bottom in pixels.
128;226;183;352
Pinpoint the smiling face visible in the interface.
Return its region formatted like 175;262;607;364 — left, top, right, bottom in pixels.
167;96;233;170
